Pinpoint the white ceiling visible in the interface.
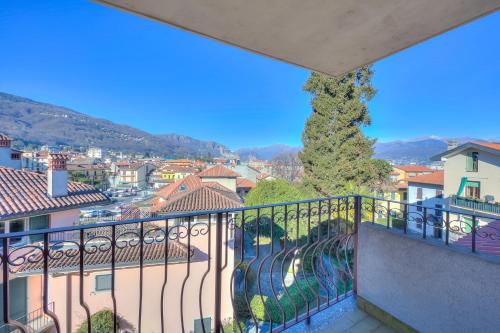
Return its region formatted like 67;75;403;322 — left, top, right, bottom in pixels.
95;0;500;76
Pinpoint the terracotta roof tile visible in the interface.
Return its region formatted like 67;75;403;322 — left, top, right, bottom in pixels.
155;175;202;199
198;165;240;178
0;167;109;219
393;165;434;172
473;141;500;151
158;183;242;213
236;178;256;189
407;171;444;186
13;241;190;274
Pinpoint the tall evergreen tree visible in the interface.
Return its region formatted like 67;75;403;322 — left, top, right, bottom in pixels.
299;67;390;196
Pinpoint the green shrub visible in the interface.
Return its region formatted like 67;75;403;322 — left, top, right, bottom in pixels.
237;262;256;290
76;309;117;333
234;292;252;320
249;278;319;323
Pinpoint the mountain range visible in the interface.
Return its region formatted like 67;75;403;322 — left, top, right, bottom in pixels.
0;91;493;164
0;92;227;158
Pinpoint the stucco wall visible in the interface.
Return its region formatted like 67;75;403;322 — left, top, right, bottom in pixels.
201;177;236;192
26;222;234;333
443;148;500;199
357;222;500;333
50;209;80;228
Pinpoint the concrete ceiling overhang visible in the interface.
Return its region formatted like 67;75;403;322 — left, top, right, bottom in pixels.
95;0;500;76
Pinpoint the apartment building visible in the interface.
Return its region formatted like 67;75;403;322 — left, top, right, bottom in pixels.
407;171;445;238
432;141;500;216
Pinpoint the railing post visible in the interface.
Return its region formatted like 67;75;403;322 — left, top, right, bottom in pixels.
214;213;223;332
472;215;477;253
423;207;427;239
353;195;362;295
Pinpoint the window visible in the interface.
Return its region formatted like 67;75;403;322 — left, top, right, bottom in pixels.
10;219;26;244
11;153;21;160
466;152;479;172
436;190;443;199
29;215;49;243
415;217;423;229
435;204;443;218
390;192;396;200
416;188;423;200
416;201;423;212
95;274;112;292
194;318;211;333
465;181;480;199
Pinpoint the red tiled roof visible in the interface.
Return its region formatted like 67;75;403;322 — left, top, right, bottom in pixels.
14;241;190;274
198;165;240;178
473;141;500;151
0;134;12;141
236;178;256;189
0;167;109;219
407;171;444;186
157;183;242;213
393;165;434;172
155;175;202;199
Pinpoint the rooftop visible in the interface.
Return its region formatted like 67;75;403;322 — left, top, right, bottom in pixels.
198;165;241;178
407;170;444;186
393;165;434;172
0;167;109;219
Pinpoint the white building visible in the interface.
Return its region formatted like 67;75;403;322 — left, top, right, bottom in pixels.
407;171;444;238
0;134;22;170
87;147;105;159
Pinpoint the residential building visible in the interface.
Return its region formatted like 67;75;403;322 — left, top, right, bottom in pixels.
407;171;445;238
432;141;500;216
109;161;152;189
392;165;434;182
236;177;256;198
230;164;260;183
0;134;22;170
87;147;105;159
197;165;241;192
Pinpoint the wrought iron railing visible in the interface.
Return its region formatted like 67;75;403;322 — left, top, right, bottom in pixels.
0;195;497;333
361;196;500;255
450;195;500;215
0;302;54;333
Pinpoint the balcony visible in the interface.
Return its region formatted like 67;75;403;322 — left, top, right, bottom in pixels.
450;195;500;215
1;196;499;333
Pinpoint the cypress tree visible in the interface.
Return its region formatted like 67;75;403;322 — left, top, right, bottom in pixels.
299;67;390;196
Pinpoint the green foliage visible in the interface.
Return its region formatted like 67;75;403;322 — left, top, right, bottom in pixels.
245;180;305;207
249;279;319;323
244;180;308;239
76;309;117;333
299;69;390;196
222;318;246;333
237;262;256;290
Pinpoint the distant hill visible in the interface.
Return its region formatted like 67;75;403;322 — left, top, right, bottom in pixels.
236;144;302;161
373;137;490;164
0;92;226;157
235;137;494;164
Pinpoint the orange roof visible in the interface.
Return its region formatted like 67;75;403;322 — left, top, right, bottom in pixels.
473;141;500;151
236;178;256;189
198;165;240;178
393;165;434;172
155;175;202;199
407;171;444;186
156;183;242;213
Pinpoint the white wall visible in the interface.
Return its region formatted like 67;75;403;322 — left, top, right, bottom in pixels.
0;147;22;169
407;182;444;238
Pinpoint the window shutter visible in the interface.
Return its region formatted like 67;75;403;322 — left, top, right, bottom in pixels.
465;153;473;171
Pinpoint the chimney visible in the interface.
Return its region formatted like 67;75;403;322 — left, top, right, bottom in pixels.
447;140;458;150
47;153;68;198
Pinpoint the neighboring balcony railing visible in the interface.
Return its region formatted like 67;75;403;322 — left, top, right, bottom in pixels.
0;195;498;333
450;195;500;215
0;302;54;333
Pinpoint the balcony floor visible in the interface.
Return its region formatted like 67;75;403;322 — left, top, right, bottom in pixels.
283;296;395;333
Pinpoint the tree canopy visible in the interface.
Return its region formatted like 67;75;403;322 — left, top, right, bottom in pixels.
299;67;390;196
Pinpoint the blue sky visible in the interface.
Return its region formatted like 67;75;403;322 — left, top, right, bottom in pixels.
0;1;498;149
